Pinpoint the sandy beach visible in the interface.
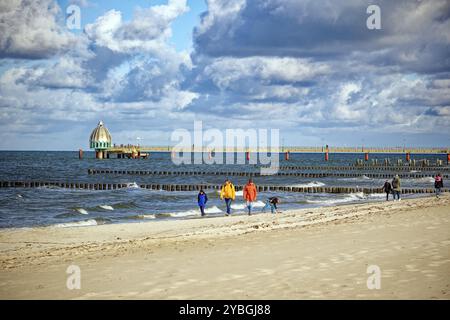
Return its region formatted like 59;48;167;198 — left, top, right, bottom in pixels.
0;194;449;299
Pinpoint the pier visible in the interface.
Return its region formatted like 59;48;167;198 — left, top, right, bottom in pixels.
86;121;450;161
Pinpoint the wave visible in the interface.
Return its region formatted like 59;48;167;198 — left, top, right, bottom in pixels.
113;201;139;209
121;214;156;220
413;177;435;184
231;200;266;210
99;205;114;211
52;218;111;228
126;182;140;189
339;175;376;182
159;205;224;218
306;192;366;205
290;181;326;188
204;205;223;214
75;208;89;215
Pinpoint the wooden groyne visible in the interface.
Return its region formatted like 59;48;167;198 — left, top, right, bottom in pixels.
277;165;449;172
87;169;449;179
1;180;447;195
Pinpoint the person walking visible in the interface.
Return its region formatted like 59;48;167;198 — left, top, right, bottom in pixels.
197;189;208;216
392;175;401;201
243;179;257;215
434;173;444;198
382;179;392;201
262;197;280;214
220;179;236;216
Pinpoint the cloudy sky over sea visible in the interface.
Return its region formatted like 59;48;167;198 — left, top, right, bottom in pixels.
0;0;449;150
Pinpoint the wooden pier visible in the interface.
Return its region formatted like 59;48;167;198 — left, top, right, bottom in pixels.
106;145;450;154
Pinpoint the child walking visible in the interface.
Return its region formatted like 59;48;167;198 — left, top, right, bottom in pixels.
197;189;208;216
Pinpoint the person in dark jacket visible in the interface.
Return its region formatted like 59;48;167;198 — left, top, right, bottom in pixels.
434;173;444;198
392;175;401;201
197;189;208;216
262;197;280;214
382;180;392;201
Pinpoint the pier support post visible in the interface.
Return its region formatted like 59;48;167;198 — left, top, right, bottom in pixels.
78;149;83;160
96;151;103;159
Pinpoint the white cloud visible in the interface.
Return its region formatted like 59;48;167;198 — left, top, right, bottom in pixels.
0;0;80;59
85;0;189;54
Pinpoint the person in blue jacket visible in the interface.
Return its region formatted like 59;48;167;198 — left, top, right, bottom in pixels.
197;189;208;216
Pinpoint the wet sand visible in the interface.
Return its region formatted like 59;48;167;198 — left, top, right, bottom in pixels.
0;194;449;299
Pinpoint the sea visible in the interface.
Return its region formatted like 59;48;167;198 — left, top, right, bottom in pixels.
0;151;446;229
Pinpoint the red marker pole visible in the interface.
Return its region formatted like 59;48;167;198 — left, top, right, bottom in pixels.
364;152;369;161
78;149;83;160
285;151;290;161
246;151;250;161
447;153;450;165
406;152;410;162
325;151;329;161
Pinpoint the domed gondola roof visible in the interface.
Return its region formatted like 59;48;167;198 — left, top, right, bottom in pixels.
90;121;112;144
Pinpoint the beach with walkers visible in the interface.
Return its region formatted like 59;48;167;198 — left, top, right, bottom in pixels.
1;150;449;299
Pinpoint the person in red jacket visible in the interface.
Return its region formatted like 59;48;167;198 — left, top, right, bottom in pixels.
243;178;257;215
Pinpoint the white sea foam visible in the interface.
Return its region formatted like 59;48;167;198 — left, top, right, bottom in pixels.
168;205;224;218
99;205;114;211
75;208;89;215
205;206;223;214
126;182;140;189
290;181;326;188
136;214;156;219
53;219;98;228
415;177;435;184
306;192;366;205
231;200;266;210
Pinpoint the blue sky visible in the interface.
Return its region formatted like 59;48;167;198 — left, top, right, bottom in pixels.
0;0;449;150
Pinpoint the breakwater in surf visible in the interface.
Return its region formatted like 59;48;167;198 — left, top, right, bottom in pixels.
1;180;447;195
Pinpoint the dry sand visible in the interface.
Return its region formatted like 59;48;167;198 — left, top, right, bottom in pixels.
0;194;449;299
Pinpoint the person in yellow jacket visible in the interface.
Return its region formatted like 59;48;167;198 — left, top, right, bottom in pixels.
220;179;236;216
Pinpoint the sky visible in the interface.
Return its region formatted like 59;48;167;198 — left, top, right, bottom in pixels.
0;0;449;150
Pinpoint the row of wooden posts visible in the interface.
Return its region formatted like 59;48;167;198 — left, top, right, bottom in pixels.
277;165;449;171
1;180;447;194
87;169;449;179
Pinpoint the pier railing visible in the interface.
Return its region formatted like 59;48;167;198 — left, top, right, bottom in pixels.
106;146;450;154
